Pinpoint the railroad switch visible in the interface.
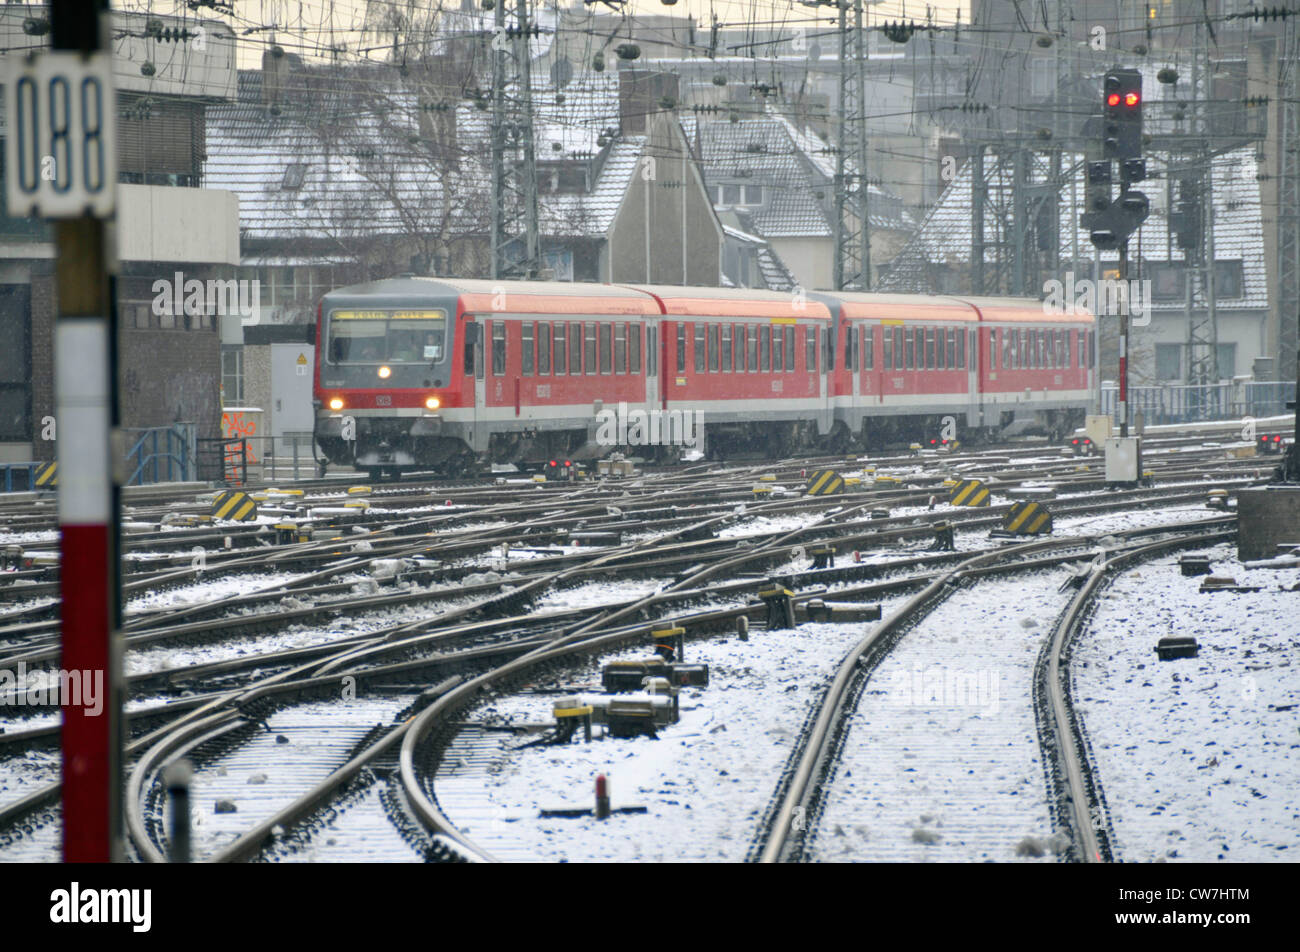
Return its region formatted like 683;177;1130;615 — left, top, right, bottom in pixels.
552;701;594;743
759;586;797;630
1155;636;1199;661
1179;554;1212;577
869;507;891;520
930;522;955;551
651;627;686;662
800;599;882;623
1206;489;1231;511
273;522;310;545
602;658;708;692
1199;576;1263;593
810;545;835;569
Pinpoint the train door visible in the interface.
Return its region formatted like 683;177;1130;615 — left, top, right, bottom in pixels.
644;321;659;417
472;315;486;448
849;324;861;399
967;326;980;428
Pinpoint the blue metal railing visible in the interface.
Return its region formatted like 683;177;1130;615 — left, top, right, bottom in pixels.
0;463;41;492
1099;382;1296;426
123;424;197;486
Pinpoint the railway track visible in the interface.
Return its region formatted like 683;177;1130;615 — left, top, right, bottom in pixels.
0;439;1281;862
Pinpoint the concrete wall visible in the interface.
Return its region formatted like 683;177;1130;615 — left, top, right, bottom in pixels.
769;236;833;290
606;114;722;285
117;185;241;266
1237;486;1300;561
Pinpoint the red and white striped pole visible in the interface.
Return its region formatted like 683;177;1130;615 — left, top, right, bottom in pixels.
54;0;122;863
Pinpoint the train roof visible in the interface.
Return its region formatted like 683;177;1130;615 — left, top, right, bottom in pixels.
323;276;661;315
628;284;832;319
959;296;1094;324
815;292;978;323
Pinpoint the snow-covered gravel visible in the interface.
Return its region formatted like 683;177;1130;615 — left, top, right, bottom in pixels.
434;608;905;862
1072;542;1300;862
814;570;1072;862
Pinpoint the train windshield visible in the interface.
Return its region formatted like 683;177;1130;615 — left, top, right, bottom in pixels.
327;309;448;364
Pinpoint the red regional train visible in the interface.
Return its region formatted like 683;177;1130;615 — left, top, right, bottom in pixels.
312;277;1096;478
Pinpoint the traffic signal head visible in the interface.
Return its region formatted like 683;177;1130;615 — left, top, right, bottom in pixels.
1085;161;1112;212
1103;68;1143;160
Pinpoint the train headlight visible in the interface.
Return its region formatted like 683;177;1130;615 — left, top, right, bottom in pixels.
328;397;344;411
425;396;441;410
378;365;392;379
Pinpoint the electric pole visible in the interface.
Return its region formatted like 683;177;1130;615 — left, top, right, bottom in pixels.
490;0;541;279
832;0;871;290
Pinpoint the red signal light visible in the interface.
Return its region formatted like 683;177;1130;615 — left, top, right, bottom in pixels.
1273;435;1282;442
549;459;557;467
1107;92;1120;106
564;459;572;467
1124;92;1139;107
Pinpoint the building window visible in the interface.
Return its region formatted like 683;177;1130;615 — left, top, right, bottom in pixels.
1155;343;1181;381
722;184;741;205
744;185;763;205
1216;342;1236;380
221;345;244;405
1150;263;1186;301
282;163;307;190
1213;260;1244;299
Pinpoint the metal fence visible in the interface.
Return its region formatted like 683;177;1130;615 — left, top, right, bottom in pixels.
197;432;318;486
1100;381;1296;426
124;424;197;485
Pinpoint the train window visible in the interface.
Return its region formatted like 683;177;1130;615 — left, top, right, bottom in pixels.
946;328;956;369
748;325;758;372
538;323;551;375
491;321;506;376
882;326;893;369
709;324;720;372
522;323;535;376
553;324;566;375
988;328;997;371
694;324;706;372
721;324;732;372
760;325;771;371
935;328;945;370
630;324;642;374
806;327;817;373
583;322;596;375
823;323;835;372
784;325;795;372
959;328;968;370
892;326;903;370
464;320;477;376
646;326;655;376
676;324;686;374
922;328;932;370
615;323;627;374
1076;330;1083;369
1089;329;1096;367
1059;330;1068;369
844;326;856;371
865;327;874;370
599;323;612;374
773;325;784;372
1003;329;1013;369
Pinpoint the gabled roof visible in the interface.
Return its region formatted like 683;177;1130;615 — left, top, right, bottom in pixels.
878;145;1267;311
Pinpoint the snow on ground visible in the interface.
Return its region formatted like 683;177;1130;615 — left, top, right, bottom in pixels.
535;579;666;611
1072;542;1300;862
125;571;308;615
815;570;1072;862
0;531;58;546
1053;503;1218;538
434;605;906;862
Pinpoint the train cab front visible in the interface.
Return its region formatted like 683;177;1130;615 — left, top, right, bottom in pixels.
313;285;469;477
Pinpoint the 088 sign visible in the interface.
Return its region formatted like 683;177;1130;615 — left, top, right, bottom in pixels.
4;52;117;218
